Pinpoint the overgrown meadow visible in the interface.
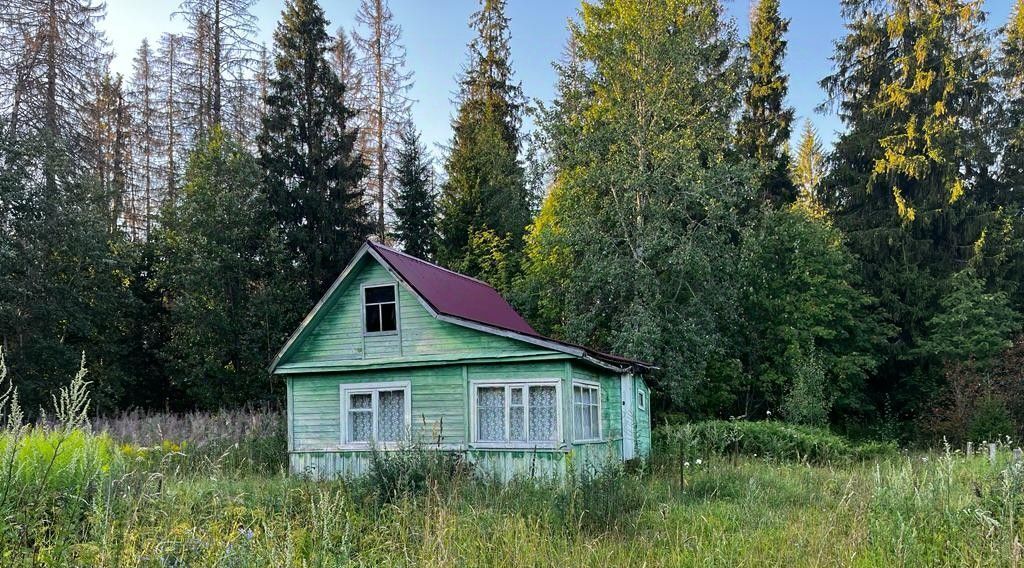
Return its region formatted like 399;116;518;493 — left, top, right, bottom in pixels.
1;356;1023;566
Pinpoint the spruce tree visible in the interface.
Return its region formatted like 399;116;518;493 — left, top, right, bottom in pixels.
391;123;436;260
791;119;825;210
258;0;370;301
736;0;795;204
437;0;529;281
821;0;1000;416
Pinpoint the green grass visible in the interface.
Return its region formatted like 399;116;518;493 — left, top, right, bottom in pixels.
3;427;1024;566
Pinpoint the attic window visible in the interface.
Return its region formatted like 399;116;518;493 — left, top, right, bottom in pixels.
363;284;397;334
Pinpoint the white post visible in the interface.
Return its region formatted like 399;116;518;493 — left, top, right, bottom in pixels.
966;442;973;457
1014;448;1022;463
989;443;998;465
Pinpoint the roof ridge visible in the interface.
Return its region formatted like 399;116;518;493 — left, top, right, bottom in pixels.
367;240;495;288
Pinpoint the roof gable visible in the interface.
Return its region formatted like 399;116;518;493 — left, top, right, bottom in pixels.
269;241;654;374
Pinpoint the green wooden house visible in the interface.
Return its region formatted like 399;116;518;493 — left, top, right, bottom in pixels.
270;240;655;479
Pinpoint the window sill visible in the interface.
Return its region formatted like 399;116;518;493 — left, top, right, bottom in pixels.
362;330;399;337
572;439;605;445
469;442;565;452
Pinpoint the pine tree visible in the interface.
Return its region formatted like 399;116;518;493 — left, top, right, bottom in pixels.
437;0;528;281
821;0;1000;416
736;0;795;204
1001;0;1024;203
258;0;370;301
352;0;413;242
84;71;131;234
391;122;435;259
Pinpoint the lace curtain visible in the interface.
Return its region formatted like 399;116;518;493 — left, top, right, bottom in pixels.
377;390;404;441
478;387;505;441
529;386;557;442
349;393;372;442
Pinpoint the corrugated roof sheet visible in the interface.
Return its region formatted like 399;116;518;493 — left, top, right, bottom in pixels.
367;240;654;371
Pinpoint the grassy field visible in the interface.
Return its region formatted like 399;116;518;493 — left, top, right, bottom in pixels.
3;405;1024;567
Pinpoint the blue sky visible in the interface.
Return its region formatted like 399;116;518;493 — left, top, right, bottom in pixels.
101;0;1014;160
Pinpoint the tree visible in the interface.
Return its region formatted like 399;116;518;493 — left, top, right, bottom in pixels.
352;0;413;241
437;0;529;281
0;131;139;414
821;0;1002;417
258;0;370;301
737;206;890;422
915;268;1020;365
175;0;259;139
736;0;795;204
791;119;827;214
391;122;436;259
0;0;109;189
155;33;186;205
127;39;162;238
83;71;132;234
154;128;300;409
524;0;750;412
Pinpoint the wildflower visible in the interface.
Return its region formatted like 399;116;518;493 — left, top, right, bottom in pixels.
238;528;254;540
922;456;928;462
695;459;703;465
766;410;772;417
684;461;690;467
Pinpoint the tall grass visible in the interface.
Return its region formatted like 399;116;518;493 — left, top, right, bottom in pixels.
3;349;1024;565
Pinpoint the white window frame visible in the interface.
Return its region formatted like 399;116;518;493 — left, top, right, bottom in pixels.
469;378;562;449
339;381;411;449
637;386;646;411
361;282;399;336
572;380;603;443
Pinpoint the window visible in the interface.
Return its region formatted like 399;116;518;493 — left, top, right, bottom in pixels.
363;284;397;334
473;382;558;445
341;382;409;446
637;388;646;411
573;383;601;441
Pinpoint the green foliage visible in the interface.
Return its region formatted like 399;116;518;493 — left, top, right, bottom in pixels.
654;420;898;464
364;446;472;504
821;0;1009;418
737;206;890;420
915;268;1020;365
967;395;1015;442
736;0;796;204
526;0;751;412
391;123;436;260
153;128;302;409
437;0;530;283
0;131;140;414
791;119;826;210
258;0;370;301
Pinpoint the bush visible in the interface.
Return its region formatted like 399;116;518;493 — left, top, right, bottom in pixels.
555;462;648;535
654;419;897;465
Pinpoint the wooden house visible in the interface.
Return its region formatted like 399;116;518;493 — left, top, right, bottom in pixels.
270;240;655;479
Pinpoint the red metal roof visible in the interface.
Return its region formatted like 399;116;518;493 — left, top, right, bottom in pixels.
368;241;538;335
367;240;654;371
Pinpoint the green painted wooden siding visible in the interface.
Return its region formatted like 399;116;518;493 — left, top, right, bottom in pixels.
636;376;652;457
282;258;544;369
290;366;466;449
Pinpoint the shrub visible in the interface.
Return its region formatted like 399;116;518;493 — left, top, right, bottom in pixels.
654;419;897;465
555;462;648;535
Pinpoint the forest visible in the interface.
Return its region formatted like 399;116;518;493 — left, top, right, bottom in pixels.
1;0;1023;446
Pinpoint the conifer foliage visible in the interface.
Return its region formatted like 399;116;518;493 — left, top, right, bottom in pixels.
258;0;370;301
438;0;529;284
736;0;795;204
391;123;436;260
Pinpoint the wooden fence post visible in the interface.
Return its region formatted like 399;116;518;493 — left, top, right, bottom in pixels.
967;442;973;457
1014;448;1022;463
990;443;998;465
